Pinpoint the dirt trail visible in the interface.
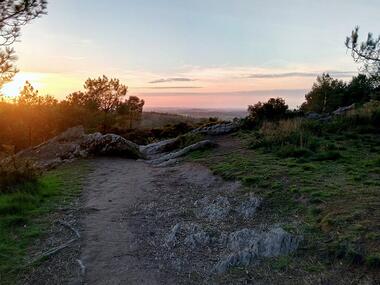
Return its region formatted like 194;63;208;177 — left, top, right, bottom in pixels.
81;158;171;284
81;158;239;284
80;157;298;285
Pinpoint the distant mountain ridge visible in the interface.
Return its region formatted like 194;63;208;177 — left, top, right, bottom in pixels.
145;108;247;121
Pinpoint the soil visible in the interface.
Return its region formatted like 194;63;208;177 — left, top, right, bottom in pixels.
79;158;247;285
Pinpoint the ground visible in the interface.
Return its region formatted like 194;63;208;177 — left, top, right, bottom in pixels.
1;131;379;284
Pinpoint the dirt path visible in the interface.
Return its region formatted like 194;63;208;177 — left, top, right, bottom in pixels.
80;157;256;285
81;158;171;284
79;157;299;285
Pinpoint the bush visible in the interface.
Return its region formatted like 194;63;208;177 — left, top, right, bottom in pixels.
0;157;40;194
249;119;320;155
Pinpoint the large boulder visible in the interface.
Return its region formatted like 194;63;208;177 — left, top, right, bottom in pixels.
16;126;143;169
82;133;141;159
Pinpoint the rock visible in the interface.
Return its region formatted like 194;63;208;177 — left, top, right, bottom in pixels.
214;249;256;274
139;138;178;159
305;112;322;120
82;133;142;159
153;159;179;168
236;195;262;219
226;228;259;251
165;222;210;249
213;227;301;273
194;196;231;222
192;122;239;136
147;140;216;165
16;126;144;169
333;104;355;116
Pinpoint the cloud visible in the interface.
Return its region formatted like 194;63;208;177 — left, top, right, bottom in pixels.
149;77;196;84
138;88;307;97
245;71;356;79
145;86;202;89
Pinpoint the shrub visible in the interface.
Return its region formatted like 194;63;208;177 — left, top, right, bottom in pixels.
249;118;320;157
0;157;40;194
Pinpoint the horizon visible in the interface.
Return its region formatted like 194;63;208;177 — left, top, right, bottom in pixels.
1;0;380;108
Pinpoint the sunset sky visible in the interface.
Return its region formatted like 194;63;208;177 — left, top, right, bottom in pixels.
2;0;380;109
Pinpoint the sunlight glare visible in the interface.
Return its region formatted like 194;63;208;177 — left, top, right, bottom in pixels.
0;73;43;98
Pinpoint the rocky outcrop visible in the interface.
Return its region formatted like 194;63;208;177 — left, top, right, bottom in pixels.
214;227;301;273
192;122;239;136
194;196;231;222
139;138;178;159
165;222;211;249
17;126;143;169
333;103;355;115
305;104;356;121
236;195;262;220
146;140;216;165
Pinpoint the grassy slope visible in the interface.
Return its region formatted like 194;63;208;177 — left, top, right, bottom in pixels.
188;131;380;282
0;161;90;284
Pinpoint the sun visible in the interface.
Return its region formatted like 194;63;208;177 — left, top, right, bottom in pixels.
1;73;43;98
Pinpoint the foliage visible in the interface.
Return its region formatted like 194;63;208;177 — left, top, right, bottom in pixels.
0;47;17;89
0;78;146;151
301;74;347;113
0;161;89;283
189;129;380;275
117;95;145;129
346;26;380;82
0;0;47;89
0;157;40;193
248;97;288;123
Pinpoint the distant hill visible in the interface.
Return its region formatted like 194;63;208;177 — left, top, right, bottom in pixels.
138;112;202;129
145;108;247;121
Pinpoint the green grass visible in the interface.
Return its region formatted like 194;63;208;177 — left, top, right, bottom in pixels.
188;131;380;274
0;161;90;284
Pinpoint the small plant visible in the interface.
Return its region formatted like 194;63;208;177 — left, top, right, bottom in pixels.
0;157;40;194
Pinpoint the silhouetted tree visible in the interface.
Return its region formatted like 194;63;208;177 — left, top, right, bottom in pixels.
0;0;47;89
346;27;380;83
248;98;288;123
69;76;128;131
117;96;145;128
345;74;374;105
301;74;346;113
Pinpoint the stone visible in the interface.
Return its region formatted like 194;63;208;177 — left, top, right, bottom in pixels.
147;140;216;165
305;112;322;120
165;222;210;249
15;126;144;169
194;196;231;222
191;122;239;136
82;133;142;159
333;104;355;116
236;195;262;219
139;138;178;159
213;227;301;273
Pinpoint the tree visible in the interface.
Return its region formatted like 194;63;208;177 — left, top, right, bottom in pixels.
301;74;346;113
67;76;128;131
0;47;17;89
346;27;380;83
17;81;40;146
345;74;374;105
0;0;47;89
248;97;288;123
84;76;128;114
117;96;145;128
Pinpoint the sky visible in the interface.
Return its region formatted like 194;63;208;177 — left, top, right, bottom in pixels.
1;0;380;109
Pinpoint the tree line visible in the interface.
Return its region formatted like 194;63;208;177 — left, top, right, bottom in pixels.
0;76;145;151
247;27;380;124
